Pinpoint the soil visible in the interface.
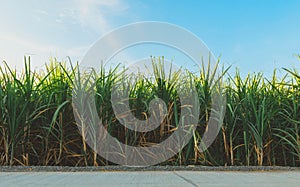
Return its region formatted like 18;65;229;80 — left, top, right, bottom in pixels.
0;165;299;172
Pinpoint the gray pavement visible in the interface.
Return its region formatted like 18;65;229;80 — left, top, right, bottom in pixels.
0;171;299;187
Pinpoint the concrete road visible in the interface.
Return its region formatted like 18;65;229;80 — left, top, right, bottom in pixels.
0;171;299;187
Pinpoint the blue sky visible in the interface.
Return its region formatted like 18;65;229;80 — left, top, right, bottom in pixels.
0;0;299;77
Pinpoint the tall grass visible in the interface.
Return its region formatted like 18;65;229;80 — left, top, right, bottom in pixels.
0;56;299;166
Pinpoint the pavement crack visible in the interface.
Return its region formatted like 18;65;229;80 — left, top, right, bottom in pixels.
172;171;199;187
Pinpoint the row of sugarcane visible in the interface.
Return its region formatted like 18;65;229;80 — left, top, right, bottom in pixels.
0;56;299;166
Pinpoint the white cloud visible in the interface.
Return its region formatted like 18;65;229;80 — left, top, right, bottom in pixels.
0;34;89;70
56;0;129;33
0;0;130;70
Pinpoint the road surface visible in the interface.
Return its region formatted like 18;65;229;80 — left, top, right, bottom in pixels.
0;171;299;187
